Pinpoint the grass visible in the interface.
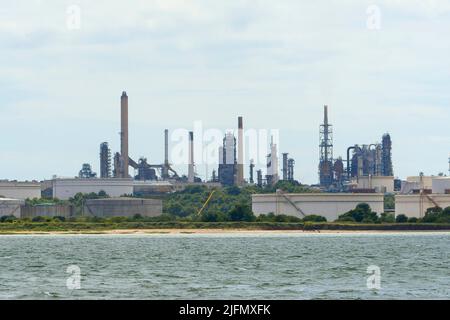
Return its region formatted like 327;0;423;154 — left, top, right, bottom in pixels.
1;221;450;233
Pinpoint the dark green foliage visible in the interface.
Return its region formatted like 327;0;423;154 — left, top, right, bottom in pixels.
225;186;241;196
228;203;256;222
302;215;327;222
0;215;17;223
422;206;444;223
262;180;318;194
408;217;418;223
53;216;66;222
68;191;110;215
384;194;395;210
200;211;227;222
25;197;66;206
379;212;395;223
256;213;303;223
336;203;378;223
32;216;49;222
395;214;408;223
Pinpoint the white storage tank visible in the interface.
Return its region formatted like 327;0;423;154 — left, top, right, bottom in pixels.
0;198;25;218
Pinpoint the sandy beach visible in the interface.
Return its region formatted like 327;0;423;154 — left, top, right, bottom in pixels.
1;228;448;235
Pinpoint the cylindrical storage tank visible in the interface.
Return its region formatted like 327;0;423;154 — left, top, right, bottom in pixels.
83;197;162;217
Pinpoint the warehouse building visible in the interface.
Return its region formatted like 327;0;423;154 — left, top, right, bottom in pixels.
252;192;385;221
0;181;41;200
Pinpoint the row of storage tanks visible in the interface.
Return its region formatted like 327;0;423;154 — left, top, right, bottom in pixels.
0;180;163;219
1;177;450;220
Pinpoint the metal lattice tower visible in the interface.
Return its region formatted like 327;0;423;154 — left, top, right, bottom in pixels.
319;105;334;186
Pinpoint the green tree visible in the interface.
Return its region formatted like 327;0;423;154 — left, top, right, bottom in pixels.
379;212;395;223
395;214;408;223
337;203;378;223
302;215;327;222
422;206;443;223
228;203;255;222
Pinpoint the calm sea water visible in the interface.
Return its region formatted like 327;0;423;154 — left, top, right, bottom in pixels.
0;232;449;299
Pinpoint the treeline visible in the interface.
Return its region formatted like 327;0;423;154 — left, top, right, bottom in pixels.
163;181;316;221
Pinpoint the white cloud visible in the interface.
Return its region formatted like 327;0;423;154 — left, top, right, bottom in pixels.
0;0;449;182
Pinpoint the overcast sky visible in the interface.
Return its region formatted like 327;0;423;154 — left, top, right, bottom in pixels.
1;0;449;184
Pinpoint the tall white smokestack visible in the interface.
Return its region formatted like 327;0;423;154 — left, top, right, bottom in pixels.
237;116;244;185
188;131;194;183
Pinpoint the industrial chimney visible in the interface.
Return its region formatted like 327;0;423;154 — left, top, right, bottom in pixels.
162;129;169;179
188;131;195;183
237;116;244;185
120;91;129;178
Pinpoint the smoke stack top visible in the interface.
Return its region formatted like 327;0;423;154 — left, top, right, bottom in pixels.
238;116;243;129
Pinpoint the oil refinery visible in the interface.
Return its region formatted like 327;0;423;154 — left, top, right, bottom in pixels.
1;91;449;220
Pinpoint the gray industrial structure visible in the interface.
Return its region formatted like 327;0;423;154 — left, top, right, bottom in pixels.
249;159;255;184
218;132;237;186
100;142;111;178
319;105;334;187
117;91;129;178
318;105;394;190
282;153;295;182
347;134;393;179
78;163;97;179
102;91;179;182
236;116;244;186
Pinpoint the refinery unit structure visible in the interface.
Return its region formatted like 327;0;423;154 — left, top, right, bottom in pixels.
5;89;450;222
318;105;394;192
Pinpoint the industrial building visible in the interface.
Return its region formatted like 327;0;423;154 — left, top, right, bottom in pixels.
346;134;393;181
49;178;134;200
351;176;395;193
83;198;162;217
395;176;450;218
0;181;41;200
218;132;237;186
400;175;440;194
252;192;385;221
